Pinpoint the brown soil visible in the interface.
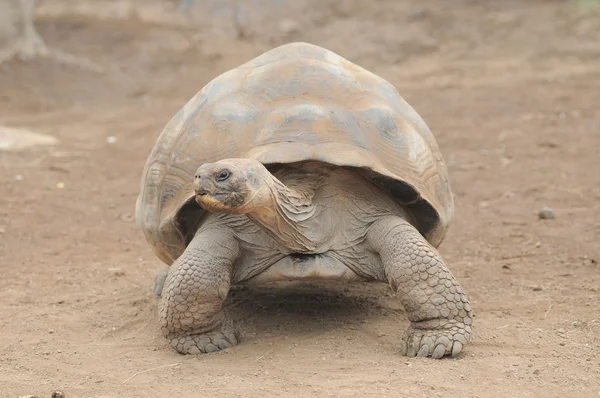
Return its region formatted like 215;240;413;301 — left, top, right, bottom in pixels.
1;1;599;397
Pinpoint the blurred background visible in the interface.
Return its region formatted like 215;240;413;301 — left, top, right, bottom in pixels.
1;0;599;396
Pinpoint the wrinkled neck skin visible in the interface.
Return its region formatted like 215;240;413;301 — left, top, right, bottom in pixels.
244;166;325;252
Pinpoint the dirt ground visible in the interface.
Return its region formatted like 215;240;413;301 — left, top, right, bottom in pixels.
1;0;599;397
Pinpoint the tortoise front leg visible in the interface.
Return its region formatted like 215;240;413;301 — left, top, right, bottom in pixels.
367;217;473;359
159;227;240;355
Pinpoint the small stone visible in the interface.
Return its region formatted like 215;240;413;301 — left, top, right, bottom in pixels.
107;136;118;144
538;207;555;220
531;285;543;291
56;182;65;189
119;213;135;222
15;174;24;181
48;329;55;334
108;267;125;277
51;392;65;398
538;140;558;149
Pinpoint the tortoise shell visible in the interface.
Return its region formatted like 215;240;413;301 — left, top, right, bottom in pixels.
135;42;454;265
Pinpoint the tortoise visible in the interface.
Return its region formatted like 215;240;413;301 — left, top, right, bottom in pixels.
135;42;472;359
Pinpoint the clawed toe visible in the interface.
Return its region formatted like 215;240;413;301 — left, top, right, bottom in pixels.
401;322;471;359
169;319;238;355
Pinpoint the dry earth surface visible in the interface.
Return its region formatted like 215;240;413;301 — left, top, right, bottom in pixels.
1;0;599;397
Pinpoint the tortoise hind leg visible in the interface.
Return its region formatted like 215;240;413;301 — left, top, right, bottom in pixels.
367;216;473;359
158;227;240;354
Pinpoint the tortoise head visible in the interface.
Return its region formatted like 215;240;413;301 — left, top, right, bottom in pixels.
193;158;272;213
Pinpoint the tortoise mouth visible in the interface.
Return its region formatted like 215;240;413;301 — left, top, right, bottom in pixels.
196;192;229;199
194;192;231;209
194;190;250;214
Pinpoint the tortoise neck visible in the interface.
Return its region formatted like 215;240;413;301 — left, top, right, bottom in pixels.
245;173;318;250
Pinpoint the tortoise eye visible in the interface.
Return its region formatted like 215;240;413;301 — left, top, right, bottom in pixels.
215;170;231;182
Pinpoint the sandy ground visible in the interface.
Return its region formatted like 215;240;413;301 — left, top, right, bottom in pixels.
1;1;599;397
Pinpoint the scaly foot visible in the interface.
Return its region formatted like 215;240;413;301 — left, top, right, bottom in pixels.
168;316;238;355
401;319;471;359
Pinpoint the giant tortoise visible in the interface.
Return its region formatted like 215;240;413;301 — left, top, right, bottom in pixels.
136;42;472;359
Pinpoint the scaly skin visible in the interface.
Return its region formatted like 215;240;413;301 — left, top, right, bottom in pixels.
367;216;472;358
158;227;240;354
